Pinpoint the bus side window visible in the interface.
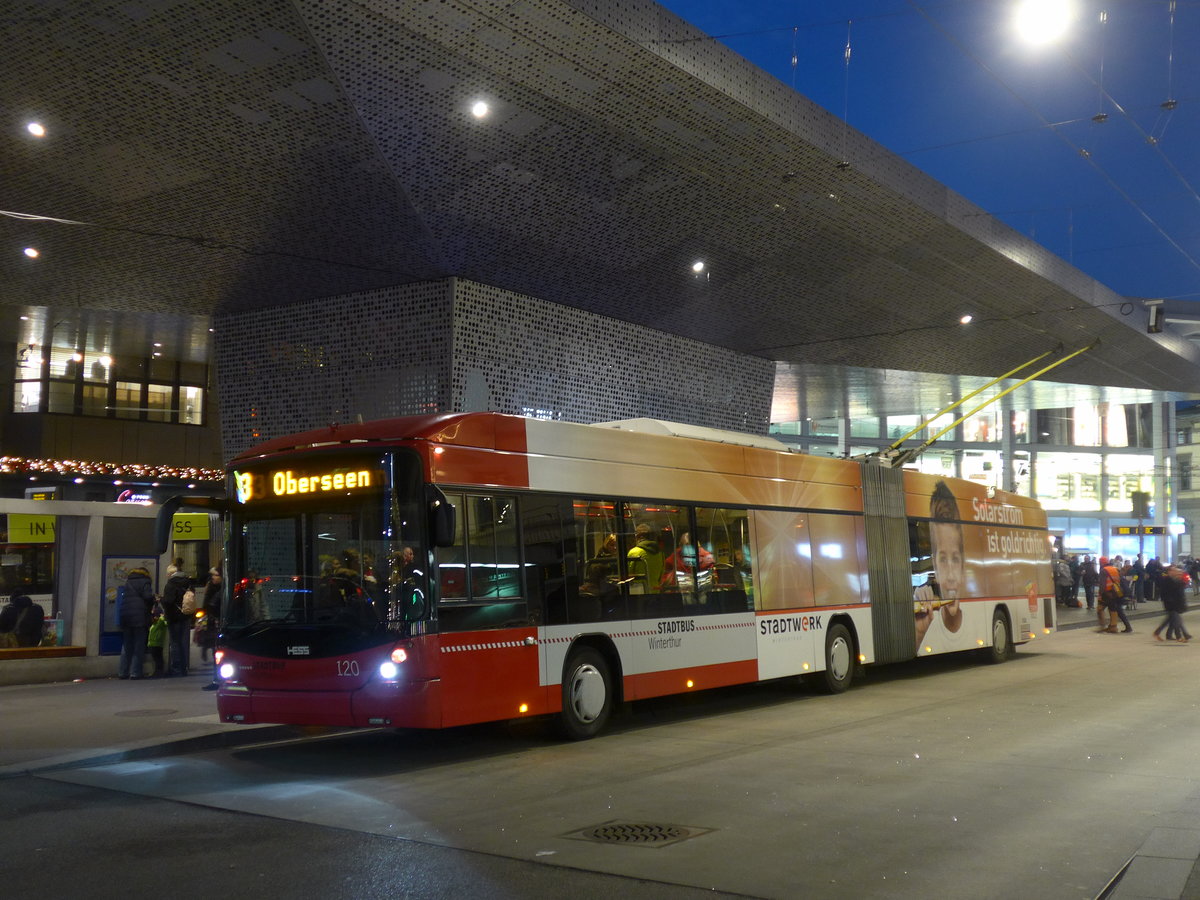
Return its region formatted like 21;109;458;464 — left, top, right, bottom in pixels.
572;499;623;623
696;506;754;613
909;519;933;584
436;494;527;632
521;495;567;626
434;492;467;600
466;495;522;600
624;501;687;619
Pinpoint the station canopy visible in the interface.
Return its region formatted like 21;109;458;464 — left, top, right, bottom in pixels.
3;0;1197;420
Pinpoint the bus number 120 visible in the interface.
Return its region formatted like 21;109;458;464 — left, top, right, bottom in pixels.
336;659;360;677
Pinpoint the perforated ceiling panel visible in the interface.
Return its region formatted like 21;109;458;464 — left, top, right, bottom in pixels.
2;0;1197;395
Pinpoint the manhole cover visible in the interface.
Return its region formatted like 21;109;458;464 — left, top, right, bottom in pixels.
562;820;713;848
115;708;179;717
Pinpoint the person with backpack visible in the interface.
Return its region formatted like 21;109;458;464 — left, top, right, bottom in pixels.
1098;556;1132;634
160;564;194;676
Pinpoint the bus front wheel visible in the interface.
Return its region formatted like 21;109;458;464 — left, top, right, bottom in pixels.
819;623;855;694
559;647;613;740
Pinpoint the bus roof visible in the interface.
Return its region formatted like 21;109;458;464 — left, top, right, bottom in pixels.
229;412;791;466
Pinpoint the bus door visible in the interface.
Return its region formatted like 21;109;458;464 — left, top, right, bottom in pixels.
433;492;540;725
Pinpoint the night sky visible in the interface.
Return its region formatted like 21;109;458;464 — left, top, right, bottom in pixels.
658;1;1200;303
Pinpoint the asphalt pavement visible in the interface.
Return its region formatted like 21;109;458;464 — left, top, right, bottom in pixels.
4;602;1200;899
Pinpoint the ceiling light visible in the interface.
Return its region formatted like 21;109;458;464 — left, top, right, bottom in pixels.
692;261;705;273
23;247;39;258
960;314;973;325
26;122;45;138
471;100;489;118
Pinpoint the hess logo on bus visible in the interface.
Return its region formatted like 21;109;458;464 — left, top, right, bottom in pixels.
234;468;374;503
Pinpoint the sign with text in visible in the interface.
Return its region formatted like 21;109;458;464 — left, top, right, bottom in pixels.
9;513;55;543
171;512;211;541
1111;525;1166;535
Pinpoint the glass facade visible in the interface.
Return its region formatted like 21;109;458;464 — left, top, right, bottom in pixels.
771;400;1171;559
14;344;206;425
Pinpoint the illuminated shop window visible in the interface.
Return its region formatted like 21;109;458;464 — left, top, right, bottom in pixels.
146;384;172;422
11;345;206;425
81;384;108;417
886;415;919;441
849;417;879;439
1010;411;1029;442
1036;452;1102;511
1012;451;1031;497
1073;404;1101;447
179;386;204;424
1105;454;1153;512
13;381;40;413
114;382;142;419
962;410;996;443
46;379;75;414
961;449;1001;486
912;450;956;478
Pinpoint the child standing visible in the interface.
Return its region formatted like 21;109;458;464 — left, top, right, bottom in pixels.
147;607;167;678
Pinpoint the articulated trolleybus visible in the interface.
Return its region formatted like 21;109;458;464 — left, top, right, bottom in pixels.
213;413;1055;739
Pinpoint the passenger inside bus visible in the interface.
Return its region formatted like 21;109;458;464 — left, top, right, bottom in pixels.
315;548;381;627
626;524;665;595
660;531;714;599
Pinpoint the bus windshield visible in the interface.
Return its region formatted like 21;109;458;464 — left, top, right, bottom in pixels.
226;452;428;633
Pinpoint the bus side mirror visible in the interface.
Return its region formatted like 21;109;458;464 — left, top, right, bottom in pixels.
428;487;456;548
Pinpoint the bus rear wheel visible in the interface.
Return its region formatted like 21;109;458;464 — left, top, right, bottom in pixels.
819;623;855;694
986;610;1011;663
559;647;613;740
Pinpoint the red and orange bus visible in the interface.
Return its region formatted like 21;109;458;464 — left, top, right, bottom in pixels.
208;413;1054;738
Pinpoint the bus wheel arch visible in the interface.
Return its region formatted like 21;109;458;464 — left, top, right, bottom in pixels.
557;636;621;740
985;606;1012;664
815;617;857;694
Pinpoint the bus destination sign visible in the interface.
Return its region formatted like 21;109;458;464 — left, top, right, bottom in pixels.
233;463;383;505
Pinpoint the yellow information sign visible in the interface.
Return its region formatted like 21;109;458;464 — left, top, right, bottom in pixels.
9;514;56;543
171;512;211;541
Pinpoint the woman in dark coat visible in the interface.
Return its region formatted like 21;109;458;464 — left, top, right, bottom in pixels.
118;567;155;678
160;565;193;676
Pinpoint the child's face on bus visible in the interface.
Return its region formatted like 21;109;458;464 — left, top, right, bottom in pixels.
930;521;965;598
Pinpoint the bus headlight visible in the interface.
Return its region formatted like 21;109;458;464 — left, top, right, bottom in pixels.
379;661;400;680
219;662;236;680
379;646;408;681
